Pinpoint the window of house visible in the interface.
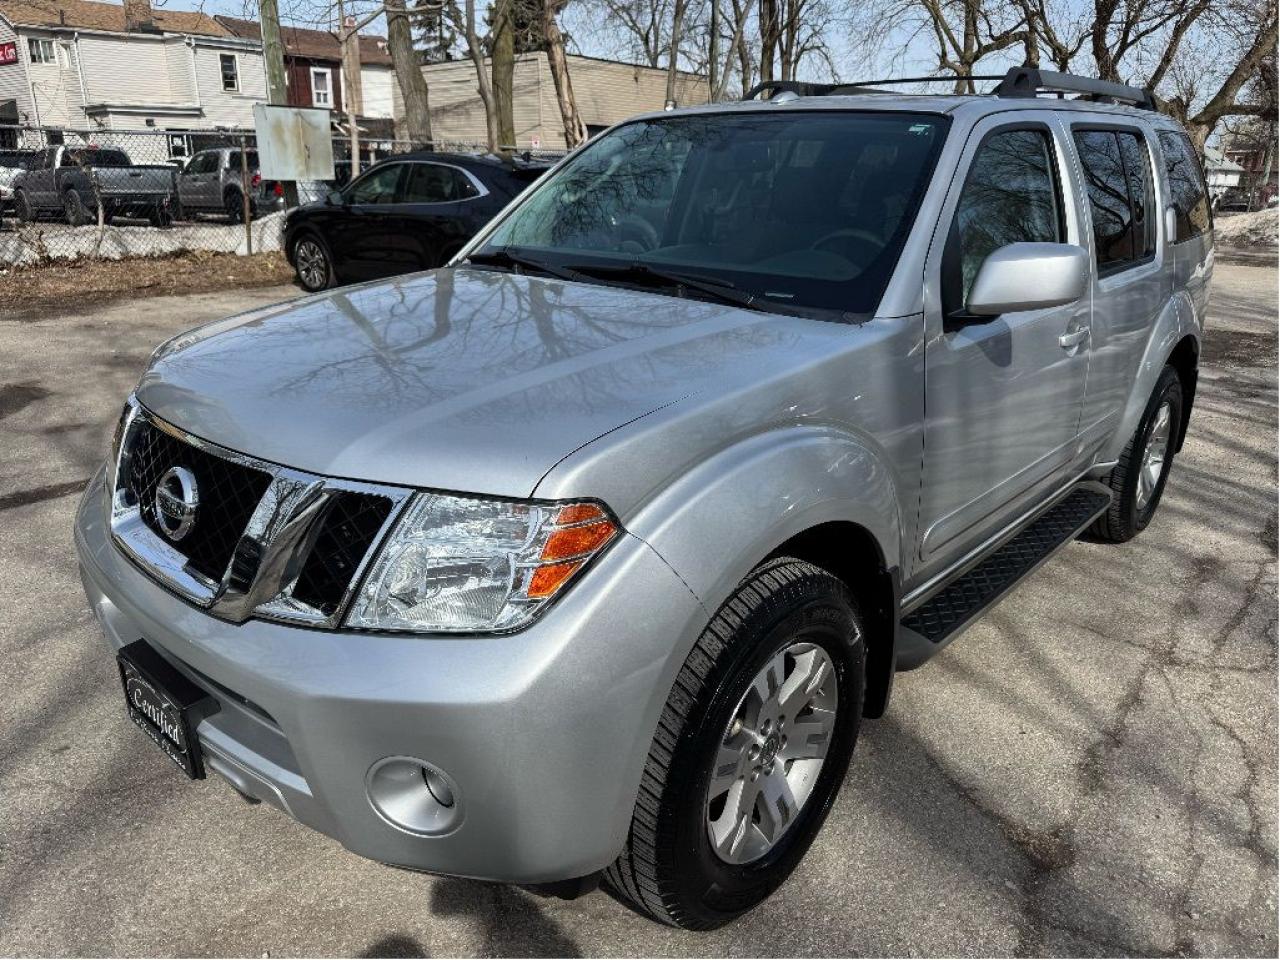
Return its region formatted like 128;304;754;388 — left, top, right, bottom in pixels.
311;68;331;108
1159;130;1211;242
219;53;239;92
27;39;55;64
945;127;1064;313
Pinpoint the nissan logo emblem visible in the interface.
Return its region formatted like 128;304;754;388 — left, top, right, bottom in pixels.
153;466;199;542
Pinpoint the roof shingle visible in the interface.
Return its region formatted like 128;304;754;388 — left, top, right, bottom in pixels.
215;15;393;66
0;0;229;36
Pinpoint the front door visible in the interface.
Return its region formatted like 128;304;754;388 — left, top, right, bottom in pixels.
178;151;218;210
916;114;1092;575
335;161;407;279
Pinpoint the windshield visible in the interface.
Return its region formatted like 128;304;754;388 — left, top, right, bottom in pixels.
479;110;949;318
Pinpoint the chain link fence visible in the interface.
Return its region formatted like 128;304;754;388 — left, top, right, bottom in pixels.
0;125;560;269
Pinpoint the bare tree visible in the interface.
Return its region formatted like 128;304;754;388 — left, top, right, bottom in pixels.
492;0;518;149
542;0;589;146
386;0;435;142
912;0;1030;91
445;0;502;150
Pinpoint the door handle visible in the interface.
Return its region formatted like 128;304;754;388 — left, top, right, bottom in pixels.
1059;327;1090;349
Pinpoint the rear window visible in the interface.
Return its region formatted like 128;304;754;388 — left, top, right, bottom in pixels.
1158;131;1211;242
227;150;259;172
63;148;131;167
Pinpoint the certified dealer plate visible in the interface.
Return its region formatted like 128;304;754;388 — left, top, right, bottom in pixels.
117;640;215;779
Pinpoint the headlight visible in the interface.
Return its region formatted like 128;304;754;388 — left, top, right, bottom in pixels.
345;492;619;633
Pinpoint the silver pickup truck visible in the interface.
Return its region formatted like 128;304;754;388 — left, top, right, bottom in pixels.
75;69;1211;929
13;144;175;226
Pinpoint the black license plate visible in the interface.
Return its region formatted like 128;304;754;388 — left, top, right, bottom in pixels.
117;640;215;779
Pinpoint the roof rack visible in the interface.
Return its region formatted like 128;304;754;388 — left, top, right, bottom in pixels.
995;68;1156;109
742;67;1157;111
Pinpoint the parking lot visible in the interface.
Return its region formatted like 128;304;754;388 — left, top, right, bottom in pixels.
0;260;1275;956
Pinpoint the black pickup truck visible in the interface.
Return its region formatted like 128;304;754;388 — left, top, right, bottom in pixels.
12;145;176;226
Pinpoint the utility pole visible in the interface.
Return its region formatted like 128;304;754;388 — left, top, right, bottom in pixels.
259;0;299;206
337;0;363;176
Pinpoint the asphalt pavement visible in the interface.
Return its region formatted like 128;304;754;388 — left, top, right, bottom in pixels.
0;263;1275;957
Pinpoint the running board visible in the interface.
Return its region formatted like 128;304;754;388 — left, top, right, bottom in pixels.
896;484;1111;669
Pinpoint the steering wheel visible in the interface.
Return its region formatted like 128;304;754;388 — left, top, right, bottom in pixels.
810;228;883;265
610;214;660;252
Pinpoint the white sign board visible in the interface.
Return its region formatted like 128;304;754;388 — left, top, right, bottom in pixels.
253;104;335;181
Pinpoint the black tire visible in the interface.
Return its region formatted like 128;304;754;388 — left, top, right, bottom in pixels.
14;189;32;222
291;233;335;291
63;188;93;226
605;557;865;930
148;204;173;228
1091;365;1183;543
224;188;250;224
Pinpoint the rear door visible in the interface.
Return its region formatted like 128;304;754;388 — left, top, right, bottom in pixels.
917;113;1092;574
393;162;486;268
1069;124;1164;452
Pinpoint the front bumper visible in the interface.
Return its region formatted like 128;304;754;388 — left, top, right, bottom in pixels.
75;468;707;883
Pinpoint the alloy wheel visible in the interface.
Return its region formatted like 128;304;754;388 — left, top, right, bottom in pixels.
295;240;328;290
705;641;838;865
1136;400;1173;511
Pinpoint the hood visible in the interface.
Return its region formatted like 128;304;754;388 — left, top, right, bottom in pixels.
136;268;810;496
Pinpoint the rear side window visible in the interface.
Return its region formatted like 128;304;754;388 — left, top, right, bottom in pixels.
1159;131;1211;242
945;127;1064;313
401;163;480;203
1074;128;1155;273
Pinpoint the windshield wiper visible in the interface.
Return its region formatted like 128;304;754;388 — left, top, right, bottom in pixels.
463;247;590;285
563;261;764;313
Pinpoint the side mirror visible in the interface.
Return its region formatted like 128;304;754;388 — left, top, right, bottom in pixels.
326;190;344;206
965;242;1089;317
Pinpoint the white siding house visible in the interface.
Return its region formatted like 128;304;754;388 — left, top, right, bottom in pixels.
0;0;267;131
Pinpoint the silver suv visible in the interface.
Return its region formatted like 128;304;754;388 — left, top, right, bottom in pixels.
75;69;1212;929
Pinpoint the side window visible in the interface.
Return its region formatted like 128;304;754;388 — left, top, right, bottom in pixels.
187;152;215;174
402;163;461;203
1073;128;1156;273
1159;130;1211;242
1117;131;1156;258
946;127;1063;312
346;163;402;204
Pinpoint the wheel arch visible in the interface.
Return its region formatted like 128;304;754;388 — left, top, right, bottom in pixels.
1166;333;1199;452
764;521;900;718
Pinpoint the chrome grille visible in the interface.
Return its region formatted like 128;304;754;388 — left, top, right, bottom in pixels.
126;419;273;582
109;401;410;628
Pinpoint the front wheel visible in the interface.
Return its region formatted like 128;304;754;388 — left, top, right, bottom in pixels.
63;188;94;226
1091;365;1183;542
14;189;32;222
605;557;864;929
292;235;335;291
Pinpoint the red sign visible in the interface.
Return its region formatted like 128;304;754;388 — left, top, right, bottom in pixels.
0;42;17;66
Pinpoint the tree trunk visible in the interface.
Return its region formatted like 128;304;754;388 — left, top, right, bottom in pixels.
386;0;433;144
665;0;689;103
543;0;587;148
759;0;779;80
492;0;516;152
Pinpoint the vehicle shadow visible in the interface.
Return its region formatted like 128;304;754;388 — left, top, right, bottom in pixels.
429;877;582;957
358;934;429;958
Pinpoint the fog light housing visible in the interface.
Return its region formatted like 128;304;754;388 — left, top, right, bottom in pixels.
367;756;462;836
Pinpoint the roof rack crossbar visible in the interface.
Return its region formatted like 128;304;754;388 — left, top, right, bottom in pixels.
741;68;1157;111
995;67;1157;110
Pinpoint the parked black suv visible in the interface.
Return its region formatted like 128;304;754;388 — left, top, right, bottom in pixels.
283;151;552;291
